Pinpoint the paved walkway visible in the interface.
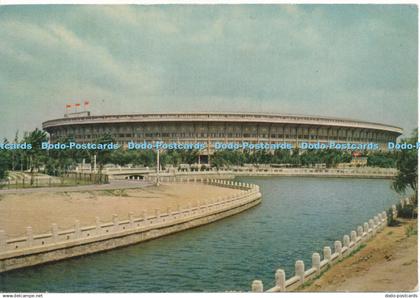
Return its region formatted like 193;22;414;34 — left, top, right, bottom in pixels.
0;180;154;194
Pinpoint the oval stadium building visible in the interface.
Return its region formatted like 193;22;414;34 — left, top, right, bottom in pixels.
42;112;402;154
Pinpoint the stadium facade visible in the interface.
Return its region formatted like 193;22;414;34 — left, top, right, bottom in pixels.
42;112;402;156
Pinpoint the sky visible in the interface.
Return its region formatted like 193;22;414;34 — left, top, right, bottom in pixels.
0;4;417;139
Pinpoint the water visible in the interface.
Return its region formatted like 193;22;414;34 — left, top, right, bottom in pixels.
0;177;400;292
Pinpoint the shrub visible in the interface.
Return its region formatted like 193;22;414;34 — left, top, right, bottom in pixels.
397;203;417;219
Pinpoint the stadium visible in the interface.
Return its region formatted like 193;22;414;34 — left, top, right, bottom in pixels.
42;112;403;159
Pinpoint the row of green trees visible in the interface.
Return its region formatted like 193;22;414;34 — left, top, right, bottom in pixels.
0;129;417;198
0;130;202;183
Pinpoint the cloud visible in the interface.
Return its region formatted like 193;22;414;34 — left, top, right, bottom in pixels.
0;5;417;140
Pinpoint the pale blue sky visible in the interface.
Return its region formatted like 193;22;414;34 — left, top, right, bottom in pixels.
0;5;417;139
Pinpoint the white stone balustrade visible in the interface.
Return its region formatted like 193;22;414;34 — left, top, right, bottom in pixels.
257;203;394;293
0;180;260;257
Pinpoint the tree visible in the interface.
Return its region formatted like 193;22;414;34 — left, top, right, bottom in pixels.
392;129;418;202
23;129;48;185
0;150;9;180
91;134;116;174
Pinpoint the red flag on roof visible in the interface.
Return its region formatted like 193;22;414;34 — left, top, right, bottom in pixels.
84;100;90;105
75;103;81;107
66;104;72;108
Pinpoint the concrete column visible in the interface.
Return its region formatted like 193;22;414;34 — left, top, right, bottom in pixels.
95;217;101;234
400;199;405;207
129;212;134;228
323;246;332;262
343;235;350;247
74;220;81;239
51;223;58;242
251;280;263;292
0;230;5;250
350;230;357;243
405;197;410;205
334;240;342;258
357;226;363;237
295;260;305;284
275;269;286;291
312;252;321;274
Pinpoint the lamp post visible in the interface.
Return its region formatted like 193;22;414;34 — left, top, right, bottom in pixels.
156;148;160;186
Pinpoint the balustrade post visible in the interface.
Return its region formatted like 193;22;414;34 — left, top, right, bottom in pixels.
312;252;321;275
368;219;375;235
0;230;6;250
377;213;383;229
357;226;363;238
323;246;332;263
363;222;369;238
112;214;119;231
52;223;58;242
350;230;357;243
74;220;81;239
343;235;350;248
251;280;263;292
334;241;343;258
295;260;305;284
275;269;286;291
374;216;379;226
392;205;397;219
129;212;134;228
95;217;101;234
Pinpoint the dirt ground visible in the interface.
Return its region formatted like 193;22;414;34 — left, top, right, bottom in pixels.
301;219;418;292
0;183;241;237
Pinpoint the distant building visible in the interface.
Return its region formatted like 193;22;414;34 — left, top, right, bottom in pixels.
42;112;402;162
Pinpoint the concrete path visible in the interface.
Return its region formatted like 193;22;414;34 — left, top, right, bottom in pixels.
0;180;154;194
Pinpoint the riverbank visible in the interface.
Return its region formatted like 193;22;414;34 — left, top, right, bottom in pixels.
300;218;418;292
0;183;241;237
141;167;397;182
0;180;261;273
0;177;398;292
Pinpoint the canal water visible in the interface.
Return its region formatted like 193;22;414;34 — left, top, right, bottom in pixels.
0;177;400;292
